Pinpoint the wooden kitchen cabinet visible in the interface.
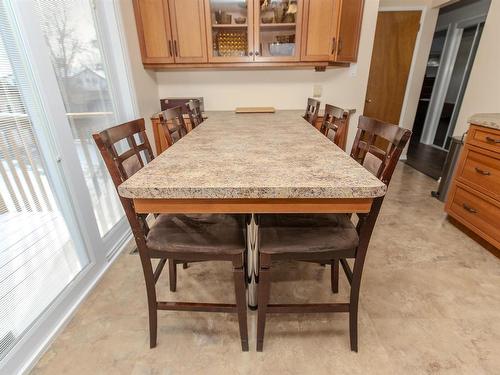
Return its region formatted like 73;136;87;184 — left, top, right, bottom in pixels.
134;0;365;68
168;0;208;63
134;0;208;64
133;0;174;64
445;123;500;250
301;0;340;62
334;0;364;62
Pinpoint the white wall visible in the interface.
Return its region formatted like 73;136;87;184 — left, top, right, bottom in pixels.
454;0;500;136
117;0;161;152
155;0;380;149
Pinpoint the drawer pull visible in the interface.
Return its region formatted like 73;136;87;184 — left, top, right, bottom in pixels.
485;136;500;144
475;167;491;176
462;203;477;213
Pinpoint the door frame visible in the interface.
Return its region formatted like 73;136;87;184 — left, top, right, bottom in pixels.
373;5;426;128
420;14;487;148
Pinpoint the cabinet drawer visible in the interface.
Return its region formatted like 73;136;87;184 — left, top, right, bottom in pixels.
468;125;500;153
448;185;500;248
457;146;500;200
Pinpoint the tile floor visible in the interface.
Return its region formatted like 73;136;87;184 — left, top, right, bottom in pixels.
31;164;500;374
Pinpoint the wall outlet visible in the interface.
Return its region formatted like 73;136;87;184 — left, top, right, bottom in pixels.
313;84;323;98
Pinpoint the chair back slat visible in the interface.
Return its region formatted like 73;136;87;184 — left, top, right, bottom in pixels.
158;106;188;148
304;98;320;125
187;99;204;129
350;116;412;185
93;119;155;238
320;104;346;146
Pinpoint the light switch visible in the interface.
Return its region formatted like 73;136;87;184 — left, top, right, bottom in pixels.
313;84;322;98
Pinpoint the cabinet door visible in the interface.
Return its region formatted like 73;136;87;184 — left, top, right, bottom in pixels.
301;0;340;61
168;0;208;63
253;0;303;62
133;0;175;64
335;0;364;62
204;0;254;62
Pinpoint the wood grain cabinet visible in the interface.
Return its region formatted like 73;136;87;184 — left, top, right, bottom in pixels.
133;0;207;64
445;124;500;250
134;0;364;68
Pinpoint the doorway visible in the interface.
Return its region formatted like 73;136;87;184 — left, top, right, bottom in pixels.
364;10;422;124
406;0;490;179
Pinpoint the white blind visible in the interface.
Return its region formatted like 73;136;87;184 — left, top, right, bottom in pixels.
0;1;84;361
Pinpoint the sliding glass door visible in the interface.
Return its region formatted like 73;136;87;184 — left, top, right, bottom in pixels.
0;0;136;370
0;1;89;360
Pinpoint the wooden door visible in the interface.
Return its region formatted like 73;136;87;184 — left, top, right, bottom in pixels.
301;0;340;62
253;0;303;62
204;0;254;63
133;0;175;64
335;0;364;62
168;0;208;63
364;11;421;124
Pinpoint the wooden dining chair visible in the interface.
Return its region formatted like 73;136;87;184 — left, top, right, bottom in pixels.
93;119;249;351
320;104;347;147
256;116;412;352
304;98;321;125
158;106;189;148
187;99;204;129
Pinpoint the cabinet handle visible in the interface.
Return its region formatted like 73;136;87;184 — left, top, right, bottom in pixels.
248;51;254;56
168;40;173;57
331;37;337;54
173;40;178;57
338;39;343;54
462;203;477;213
485;136;500;144
255;50;260;56
475;167;491;176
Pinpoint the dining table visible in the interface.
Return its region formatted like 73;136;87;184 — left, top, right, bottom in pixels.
118;110;387;308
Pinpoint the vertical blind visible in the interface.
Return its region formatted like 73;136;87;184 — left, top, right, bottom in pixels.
0;0;84;360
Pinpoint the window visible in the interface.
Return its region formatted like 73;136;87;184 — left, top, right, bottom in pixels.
37;0;124;236
0;1;88;360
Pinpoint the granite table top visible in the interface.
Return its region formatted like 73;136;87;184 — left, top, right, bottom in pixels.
118;111;387;200
469;113;500;130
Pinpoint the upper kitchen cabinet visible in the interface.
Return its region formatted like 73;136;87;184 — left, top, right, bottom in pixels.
334;0;364;63
168;0;208;63
254;0;303;62
133;0;365;68
205;0;255;63
133;0;174;64
134;0;208;64
301;0;340;62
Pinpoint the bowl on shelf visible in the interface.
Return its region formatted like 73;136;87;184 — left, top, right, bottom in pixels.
269;42;295;56
261;16;274;24
235;17;246;24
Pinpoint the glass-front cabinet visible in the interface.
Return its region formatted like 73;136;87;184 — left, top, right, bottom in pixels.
205;0;254;62
254;0;302;61
205;0;302;63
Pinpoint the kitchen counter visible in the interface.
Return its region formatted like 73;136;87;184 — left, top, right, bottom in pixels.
468;113;500;130
119;110;386;200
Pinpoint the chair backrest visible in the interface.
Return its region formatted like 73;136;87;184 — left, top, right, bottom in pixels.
350;116;412;186
304;98;320;125
158;106;188;148
320;104;346;147
187;99;204;129
92;119;153;239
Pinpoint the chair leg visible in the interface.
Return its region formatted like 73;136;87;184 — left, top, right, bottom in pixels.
169;259;177;292
257;256;272;352
331;259;339;294
232;264;249;351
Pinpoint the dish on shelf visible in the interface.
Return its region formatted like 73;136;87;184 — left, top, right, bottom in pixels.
269;42;295;56
235;17;247;24
261;16;274;24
